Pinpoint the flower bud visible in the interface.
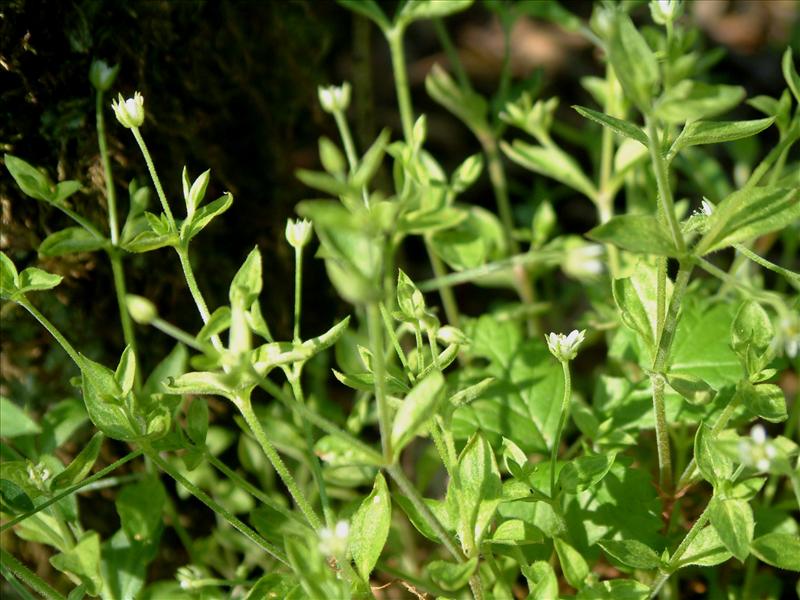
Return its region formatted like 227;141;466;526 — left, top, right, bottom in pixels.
545;329;586;362
436;325;468;346
318;82;351;114
111;92;145;128
126;294;157;324
89;60;120;92
285;218;313;249
649;0;682;26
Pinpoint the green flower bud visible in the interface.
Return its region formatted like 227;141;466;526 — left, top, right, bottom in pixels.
285;218;313;249
111;92;145;128
649;0;682;26
126;294;157;324
318;82;351;114
436;325;468;346
89;60;119;92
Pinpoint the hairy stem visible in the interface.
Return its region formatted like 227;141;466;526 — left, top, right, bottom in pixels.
649;505;712;598
550;360;572;496
0;546;66;600
131;127;176;229
368;302;393;462
386;26;414;143
96;91;119;244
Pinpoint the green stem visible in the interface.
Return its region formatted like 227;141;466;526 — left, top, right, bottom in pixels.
205;452;310;530
368;302;393;462
0;559;38;600
483;135;518;255
733;243;800;288
433;19;471;91
16;297;82;367
108;249;138;366
0;546;66;600
550;360;572;497
649;504;712;598
424;236;461;328
288;372;333;526
386;464;463;562
175;245;224;351
235;394;322;531
96;90;119;245
131;127;176;229
386;26;414;142
145;448;288;564
293;247;303;341
151;317;205;351
380;303;413;378
645;117;686;255
1;451;142;534
333;110;359;173
650;261;694;491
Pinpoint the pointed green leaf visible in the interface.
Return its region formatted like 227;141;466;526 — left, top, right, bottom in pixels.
18;267;63;294
576;580;650;600
336;0;390;31
229;246;262;308
0;479;35;513
79;354;140;441
186;398;209;446
182;193;233;242
427;557;478;592
554;537;589;589
390;371;445;455
669;118;775;158
50;532;103;595
709;497;754;562
116;476;166;542
740;382;787;423
455;431;502;550
677;525;732;567
501;139;597;199
559;452;616;494
607;13;659;111
426;64;489;135
782;48;800;104
573;105;647;146
0;252;20;298
751;532;800;571
588;214;680;257
5;154;54;202
350;472;391;580
694;421;733;487
167;371;235;399
521;561;558;600
0;396;41;437
398;0;473;26
666;374;715;405
598;539;660;570
115;346;137;395
51;432;104;490
655;81;744;124
39;227;108;256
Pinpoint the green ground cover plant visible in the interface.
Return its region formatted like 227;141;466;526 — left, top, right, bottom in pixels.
2;0;799;598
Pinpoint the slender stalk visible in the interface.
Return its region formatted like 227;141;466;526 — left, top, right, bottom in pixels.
386;26;414;142
0;547;66;600
333;110;359;173
645;117;685;255
288;372;333;526
234;394;322;531
650;373;672;491
151;316;205;351
550;360;572;497
176;246;212;325
16;298;82;367
367;302;393;462
1;451;143;534
424;236;461;328
649;505;712;598
205;452;310;529
433;19;471;91
96;90;119;245
733;243;800;287
108;249;138;360
293;248;304;341
482;136;518;255
145;448;288;565
130;127;176;228
0;560;38;600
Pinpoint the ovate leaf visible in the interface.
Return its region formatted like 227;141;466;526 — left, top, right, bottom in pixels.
521;561;558;600
350;473;391;580
0;396;41;437
751;532;800;571
5;154;54;202
39;227;108;256
782;48;800;104
427;557;478;592
669;118;774;158
607;13;659;111
678;525;732;567
598;539;660;570
588;214;681;257
398;0;474;26
655;81;744;124
390;371;445;456
554;538;589;589
455;432;502;550
50;532;103;595
694;422;733;487
573;105;647;146
51;432;104;490
501;139;597;199
709;497;754;562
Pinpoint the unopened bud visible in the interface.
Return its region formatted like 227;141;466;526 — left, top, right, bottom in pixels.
318;82;351;114
285;218;313;249
126;294;157;324
89;60;119;92
111;92;145;128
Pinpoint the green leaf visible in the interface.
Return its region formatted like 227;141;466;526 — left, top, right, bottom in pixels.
4;154;54;202
751;532;800;571
666;374;715;405
559;452;616;494
182;193;233;242
607;13;659;111
143;344;188;397
352;128;390;188
186;398;209;446
426;64;489;135
573;105;647;146
390;371;445;456
576;580;650;600
54;181;82;204
709;497;754;562
694;422;733;487
17;266;63;294
488;519;543;546
39;227;108;256
677;525;732;567
246;574;302;600
740;382;787;423
50;532;103;595
314;435;382;467
116;476;166;542
0;252;19;298
51;432;104;490
612;260;664;357
229;246;263;307
0;479;35;513
598;539;661;570
588;214;680;257
429;206;506;271
101;529;160;600
554;537;589;589
731;300;773;357
782;48;800;104
521;561;558;600
427;557;478;592
114;346;137;395
669;118;775;158
336;0;390;31
167;371;235;399
501;139;597;199
655;81;744;124
697;185;800;255
398;0;473;26
455;431;502;550
79;354;140;441
350;472;391;580
0;396;41;437
513;0;581;32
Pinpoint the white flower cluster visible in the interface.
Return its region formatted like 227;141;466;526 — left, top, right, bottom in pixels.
318;520;349;557
545;329;586;362
739;425;777;472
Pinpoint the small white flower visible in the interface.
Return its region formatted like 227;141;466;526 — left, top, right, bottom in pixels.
318;82;351;114
319;520;349;556
756;458;771;472
650;0;682;25
750;424;767;445
285;218;313;249
545;329;586;362
111;92;145;128
436;325;469;346
701;200;714;216
564;242;604;280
